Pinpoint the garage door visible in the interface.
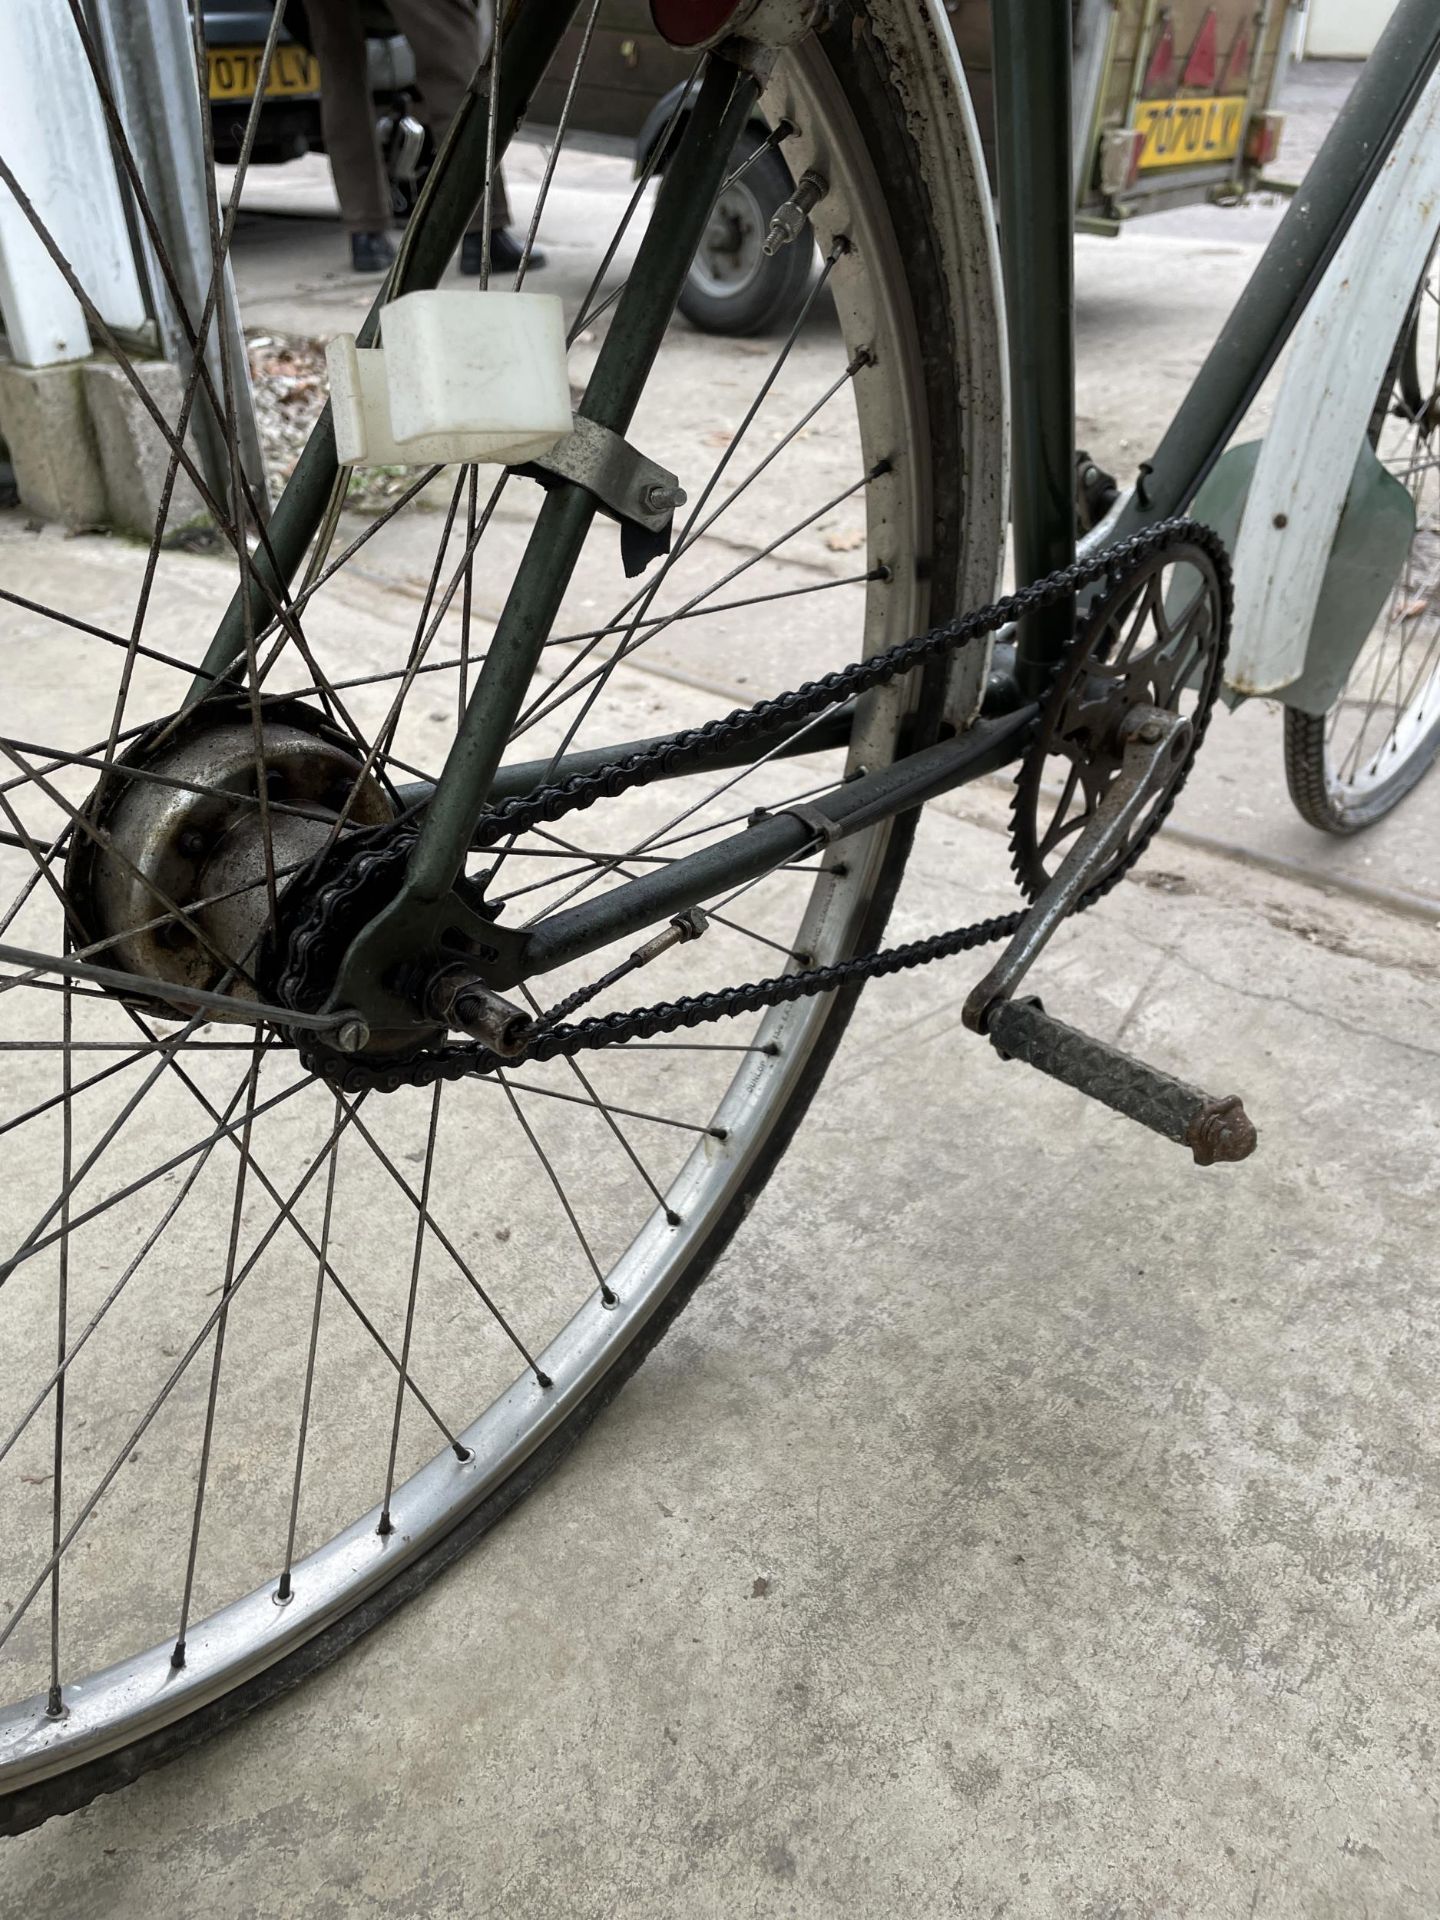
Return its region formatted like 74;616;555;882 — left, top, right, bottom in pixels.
1305;0;1398;60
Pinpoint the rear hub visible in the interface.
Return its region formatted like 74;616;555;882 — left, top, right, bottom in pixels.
66;700;392;1021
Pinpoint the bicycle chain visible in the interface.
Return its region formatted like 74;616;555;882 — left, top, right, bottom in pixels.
281;517;1231;1093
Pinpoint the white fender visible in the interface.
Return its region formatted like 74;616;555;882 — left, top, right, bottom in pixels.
1225;62;1440;698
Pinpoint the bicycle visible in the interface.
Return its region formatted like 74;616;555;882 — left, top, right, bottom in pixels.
1;0;1438;1834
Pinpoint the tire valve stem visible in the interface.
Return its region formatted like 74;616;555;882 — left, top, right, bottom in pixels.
763;169;829;257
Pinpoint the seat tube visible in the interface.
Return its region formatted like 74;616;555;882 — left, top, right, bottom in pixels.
990;0;1077;699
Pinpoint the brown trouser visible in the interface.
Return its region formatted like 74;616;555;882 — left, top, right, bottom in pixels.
304;0;511;235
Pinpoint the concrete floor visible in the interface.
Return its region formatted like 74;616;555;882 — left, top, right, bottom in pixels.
3;56;1440;1920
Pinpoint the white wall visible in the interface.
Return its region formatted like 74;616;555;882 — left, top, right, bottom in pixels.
1304;0;1399;59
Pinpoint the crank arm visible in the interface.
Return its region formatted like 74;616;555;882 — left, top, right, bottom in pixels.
963;705;1257;1165
963;705;1188;1031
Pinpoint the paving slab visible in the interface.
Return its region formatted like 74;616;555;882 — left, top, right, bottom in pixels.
1;513;1438;1918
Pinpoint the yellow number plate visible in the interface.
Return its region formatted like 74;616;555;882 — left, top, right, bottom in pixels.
207;45;320;101
1135;95;1247;171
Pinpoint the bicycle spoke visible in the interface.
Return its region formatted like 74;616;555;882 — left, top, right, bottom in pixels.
522;252;852;794
1;1069;312;1288
276;1093;344;1601
378;1081;443;1533
497;1070;614;1307
0;1094;361;1662
517;994;682;1222
149;1044;467;1456
45;963;75;1718
475;4;503;291
511;341;866;756
171;1037;267;1668
514;0;603;290
0;589;216;685
568;58;703;340
509;467;880;747
0;1065;254;1479
0;1012;211;1289
342;1100;551;1385
491;1072;723;1140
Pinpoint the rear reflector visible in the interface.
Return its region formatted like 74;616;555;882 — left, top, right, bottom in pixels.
1182;9;1220;90
650;0;750;47
1098;128;1146;196
1245;112;1285;169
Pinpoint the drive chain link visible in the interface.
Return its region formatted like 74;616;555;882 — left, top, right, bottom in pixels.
283;517;1230;1093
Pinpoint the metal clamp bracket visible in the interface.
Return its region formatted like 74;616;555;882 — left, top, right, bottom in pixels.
519;415;687;576
748;799;843;844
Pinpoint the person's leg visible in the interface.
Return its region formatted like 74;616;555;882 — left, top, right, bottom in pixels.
303;0;391;239
385;0;516;237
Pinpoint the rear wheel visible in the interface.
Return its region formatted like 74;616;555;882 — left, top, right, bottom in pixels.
0;2;1001;1828
1285;239;1440;832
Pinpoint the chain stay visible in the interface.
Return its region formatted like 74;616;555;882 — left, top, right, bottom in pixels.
290;518;1230;1091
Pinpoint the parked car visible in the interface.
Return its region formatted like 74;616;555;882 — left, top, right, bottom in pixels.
204;1;1293;336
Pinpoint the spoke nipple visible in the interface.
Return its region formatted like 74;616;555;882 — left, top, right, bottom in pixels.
534;1369;555;1388
599;1288;619;1311
170;1641;186;1670
453;1444;474;1463
273;1581;293;1607
707;1126;729;1142
665;1209;683;1228
335;1016;370;1053
45;1685;65;1720
377;1511;394;1537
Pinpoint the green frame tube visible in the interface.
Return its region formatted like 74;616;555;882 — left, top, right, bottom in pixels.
989;0;1077;699
403;57;761;907
190;1;586;697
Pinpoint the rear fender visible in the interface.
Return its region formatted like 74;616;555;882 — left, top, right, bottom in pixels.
1223;60;1440;703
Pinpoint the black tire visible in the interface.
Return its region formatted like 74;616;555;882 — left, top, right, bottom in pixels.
1283;705;1440;833
677;131;815;337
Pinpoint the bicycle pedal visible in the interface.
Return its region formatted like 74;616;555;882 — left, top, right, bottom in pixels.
986;996;1257;1166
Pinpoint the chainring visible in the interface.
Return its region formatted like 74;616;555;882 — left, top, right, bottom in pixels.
1009;530;1231;901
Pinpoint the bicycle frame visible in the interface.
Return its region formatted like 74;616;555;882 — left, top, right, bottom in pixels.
193;0;1440;1019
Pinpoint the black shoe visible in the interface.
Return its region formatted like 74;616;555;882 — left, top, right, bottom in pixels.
350;231;396;273
462;228;546;276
